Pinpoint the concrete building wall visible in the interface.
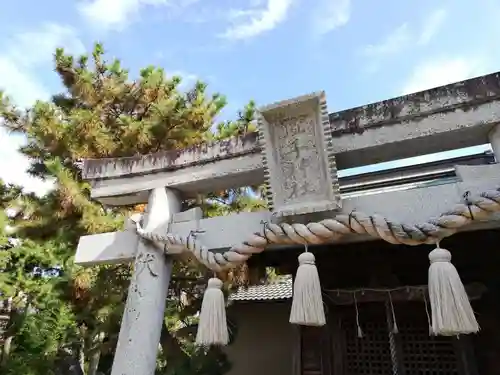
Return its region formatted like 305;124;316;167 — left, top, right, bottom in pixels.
225;300;295;375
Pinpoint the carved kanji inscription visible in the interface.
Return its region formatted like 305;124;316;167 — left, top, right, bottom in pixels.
258;92;341;218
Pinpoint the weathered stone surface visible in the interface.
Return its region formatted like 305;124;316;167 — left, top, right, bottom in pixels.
110;188;180;375
76;164;500;262
83;132;260;180
330;72;500;135
82;72;500;188
257;92;340;217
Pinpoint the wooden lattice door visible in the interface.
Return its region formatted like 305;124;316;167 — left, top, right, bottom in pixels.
336;302;476;375
300;301;477;375
341;304;394;375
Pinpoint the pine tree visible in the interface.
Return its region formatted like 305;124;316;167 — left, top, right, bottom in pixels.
0;43;265;374
0;180;82;375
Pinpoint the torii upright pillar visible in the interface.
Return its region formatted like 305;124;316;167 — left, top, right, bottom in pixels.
110;187;180;375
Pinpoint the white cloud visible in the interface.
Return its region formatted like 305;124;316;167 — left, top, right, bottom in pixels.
0;23;83;107
78;0;175;31
418;9;447;45
79;0;201;30
168;70;199;88
221;0;294;40
362;23;411;58
9;24;84;67
0;23;83;195
360;23;410;72
0;59;48;109
401;57;487;95
0;60;50;194
0;130;54;196
361;8;448;72
311;0;350;36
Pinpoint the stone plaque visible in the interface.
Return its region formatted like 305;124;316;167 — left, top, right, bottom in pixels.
257;92;341;218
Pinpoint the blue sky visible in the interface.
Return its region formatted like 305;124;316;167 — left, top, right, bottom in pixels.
0;0;499;193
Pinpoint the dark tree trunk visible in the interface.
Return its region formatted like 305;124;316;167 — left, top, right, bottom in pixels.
160;323;190;373
54;349;85;375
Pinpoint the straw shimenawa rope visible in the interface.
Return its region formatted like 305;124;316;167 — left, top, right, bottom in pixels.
133;189;500;272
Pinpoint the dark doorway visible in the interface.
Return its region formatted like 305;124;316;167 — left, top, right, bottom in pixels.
300;301;477;375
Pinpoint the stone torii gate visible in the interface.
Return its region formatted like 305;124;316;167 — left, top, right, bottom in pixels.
77;92;341;375
76;74;500;375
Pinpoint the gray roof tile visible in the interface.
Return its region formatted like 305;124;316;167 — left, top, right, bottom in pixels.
229;276;292;301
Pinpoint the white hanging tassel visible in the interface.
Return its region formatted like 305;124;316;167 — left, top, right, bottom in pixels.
428;243;479;336
196;277;229;346
289;247;326;326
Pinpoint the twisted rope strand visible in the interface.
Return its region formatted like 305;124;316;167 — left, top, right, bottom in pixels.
134;188;500;271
